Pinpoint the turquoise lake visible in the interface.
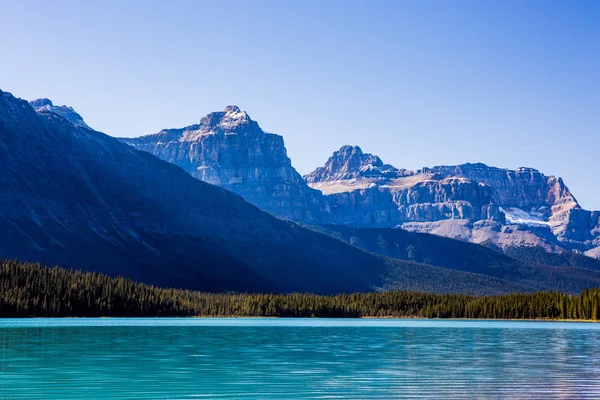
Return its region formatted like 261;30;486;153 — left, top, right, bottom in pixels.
0;318;599;399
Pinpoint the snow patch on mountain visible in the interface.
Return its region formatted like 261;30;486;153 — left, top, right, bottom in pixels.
500;207;550;227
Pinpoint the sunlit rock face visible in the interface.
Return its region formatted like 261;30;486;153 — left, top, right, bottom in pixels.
306;147;599;256
121;106;331;223
305;145;414;183
305;146;504;227
428;163;573;210
428;163;597;249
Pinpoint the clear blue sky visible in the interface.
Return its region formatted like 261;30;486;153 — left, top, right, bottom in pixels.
1;0;598;209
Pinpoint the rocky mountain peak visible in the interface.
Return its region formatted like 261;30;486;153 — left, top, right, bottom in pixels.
224;105;241;113
338;145;364;156
305;145;412;183
29;98;91;129
29;98;53;108
120;105;329;222
183;106;256;139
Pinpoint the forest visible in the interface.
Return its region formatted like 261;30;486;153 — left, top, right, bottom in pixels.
0;259;599;320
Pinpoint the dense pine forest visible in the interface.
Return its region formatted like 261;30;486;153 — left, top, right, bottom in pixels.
0;259;599;320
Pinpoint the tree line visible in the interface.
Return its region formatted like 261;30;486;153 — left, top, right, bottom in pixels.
0;259;599;319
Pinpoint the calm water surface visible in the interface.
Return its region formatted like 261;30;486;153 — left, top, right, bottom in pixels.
0;318;599;399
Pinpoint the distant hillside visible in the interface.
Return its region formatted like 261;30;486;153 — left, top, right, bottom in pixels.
504;246;600;271
313;224;600;294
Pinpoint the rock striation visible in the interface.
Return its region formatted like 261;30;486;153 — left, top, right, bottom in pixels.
306;146;504;227
427;163;588;245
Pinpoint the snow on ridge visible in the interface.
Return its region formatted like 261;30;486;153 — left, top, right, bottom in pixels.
500;207;550;227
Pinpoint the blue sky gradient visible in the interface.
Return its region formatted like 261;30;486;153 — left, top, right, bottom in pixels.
1;0;598;208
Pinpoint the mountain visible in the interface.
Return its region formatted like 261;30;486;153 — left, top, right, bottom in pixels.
121;106;330;223
1;90;532;296
123;107;599;261
428;163;597;248
306;146;504;227
307;146;600;256
305;145;414;182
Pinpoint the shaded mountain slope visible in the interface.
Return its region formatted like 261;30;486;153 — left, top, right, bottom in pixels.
0;89;528;295
313;224;600;294
503;246;600;272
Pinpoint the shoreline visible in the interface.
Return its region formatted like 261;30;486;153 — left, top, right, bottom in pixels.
3;316;597;323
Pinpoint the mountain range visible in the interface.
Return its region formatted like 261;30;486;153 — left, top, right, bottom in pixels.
2;91;600;296
124;106;600;259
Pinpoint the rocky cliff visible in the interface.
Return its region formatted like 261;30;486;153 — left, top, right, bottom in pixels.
427;163;590;245
306;148;599;255
121;106;330;223
428;163;577;210
306;146;504;227
428;163;598;250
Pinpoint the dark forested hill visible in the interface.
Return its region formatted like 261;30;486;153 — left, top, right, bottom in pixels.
313;224;600;294
504;246;600;271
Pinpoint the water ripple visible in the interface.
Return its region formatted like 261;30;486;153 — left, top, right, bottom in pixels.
0;319;599;399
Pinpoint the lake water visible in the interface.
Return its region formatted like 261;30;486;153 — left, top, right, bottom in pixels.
0;318;599;399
